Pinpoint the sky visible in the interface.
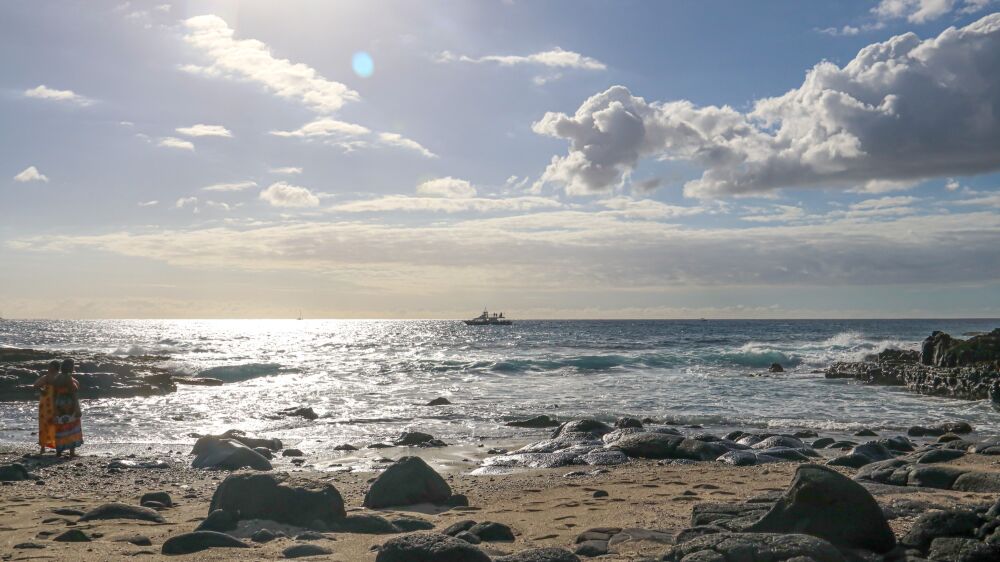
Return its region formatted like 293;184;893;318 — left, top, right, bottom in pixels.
1;0;1000;319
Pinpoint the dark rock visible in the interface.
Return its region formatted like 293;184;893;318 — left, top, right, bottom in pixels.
882;435;916;452
939;433;964;443
426;397;451;406
592;490;608;498
751;435;806;450
952;472;1000;492
13;542;46;549
917;449;965;464
901;510;982;551
279;406;318;421
375;532;491;562
908;465;967;489
552;419;612;438
828;441;896;469
196;509;237;532
0;463;32;481
330;513;398;534
855;428;879;437
191;436;273;471
445;493;470;507
79;502;165;523
254;447;274;459
506;415;561;428
251;529;277;543
393;431;443;447
615;417;643;429
455;531;481;544
283;543;332;558
363;456;452;508
469;521;515;542
573;539;608;557
114;534;152;546
52;508;84;516
53;529;90;542
675;526;725;544
924;329;1000;367
282;448;304;457
812;437;835;448
928;537;1000;562
140;491;172;507
368;443;394;449
209;472;346;528
295;531;327;541
494;548;581;562
769;362;784;372
197;428;282;450
141;500;166;509
749;464;895;552
793;430;818;438
609;432;683;459
661;532;846;562
333;444;358;451
161;531;249;555
442;520;477;536
391;516;435;532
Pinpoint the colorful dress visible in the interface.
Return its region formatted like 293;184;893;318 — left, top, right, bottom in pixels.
38;384;56;449
52;378;83;453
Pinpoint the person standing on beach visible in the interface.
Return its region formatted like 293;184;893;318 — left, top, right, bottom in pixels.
51;358;84;457
32;360;60;455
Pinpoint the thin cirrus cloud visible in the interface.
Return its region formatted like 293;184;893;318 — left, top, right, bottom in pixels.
157;137;195;151
23;85;93;106
438;47;606;70
202;181;257;192
181;15;359;114
532;14;1000;198
269;166;302;175
13;166;49;183
259;181;320;208
175;124;233;138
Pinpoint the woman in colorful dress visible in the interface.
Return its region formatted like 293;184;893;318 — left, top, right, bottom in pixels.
52;358;84;457
32;360;60;455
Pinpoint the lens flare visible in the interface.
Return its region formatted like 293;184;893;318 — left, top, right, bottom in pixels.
352;51;374;78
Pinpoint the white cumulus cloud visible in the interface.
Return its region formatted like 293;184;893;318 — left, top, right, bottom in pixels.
158;137;195;151
176;124;232;137
202;181;257;192
416;177;477;198
270;166;303;175
270;118;370;138
181;14;359;114
872;0;992;23
533;14;1000;198
259;181;320;208
13;166;49;183
377;132;437;158
23;85;93;106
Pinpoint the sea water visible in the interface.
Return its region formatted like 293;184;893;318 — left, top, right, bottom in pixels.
1;319;998;460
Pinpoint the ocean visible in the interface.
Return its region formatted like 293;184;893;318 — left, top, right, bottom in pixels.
1;318;998;461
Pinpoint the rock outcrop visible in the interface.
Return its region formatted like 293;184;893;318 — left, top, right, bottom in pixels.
363;456;454;509
209;472;346;529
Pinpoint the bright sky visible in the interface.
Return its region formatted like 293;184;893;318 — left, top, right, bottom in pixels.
2;0;999;319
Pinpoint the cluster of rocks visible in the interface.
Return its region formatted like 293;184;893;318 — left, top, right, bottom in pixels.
0;347;180;400
825;329;1000;403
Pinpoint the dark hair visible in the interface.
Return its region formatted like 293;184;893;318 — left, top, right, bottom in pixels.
48;360;61;371
60;358;74;374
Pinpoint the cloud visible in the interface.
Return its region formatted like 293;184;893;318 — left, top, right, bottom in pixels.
138;200;159;207
181;15;359;113
23;85;93;106
330;195;563;214
817;25;861;36
439;47;606;70
270;166;303;175
259;181;320;208
11;207;1000;291
953;192;1000;207
202;181;257;192
269;118;370;138
596;197;707;220
158;137;195;151
416;177;477;198
850;195;920;209
872;0;993;23
740;205;808;223
533;15;1000;198
376;132;437;158
176;124;232;137
175;197;198;208
946;178;961;191
13;166;49;183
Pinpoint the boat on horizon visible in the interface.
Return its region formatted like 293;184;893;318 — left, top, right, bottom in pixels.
464;308;513;326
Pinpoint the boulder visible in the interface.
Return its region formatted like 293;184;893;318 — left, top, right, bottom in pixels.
768;362;784;373
161;531;249;555
552;419;612;438
426;397;451;406
928;537;1000;562
195;509;237;532
442;520;477;536
251;529;277;543
468;521;515;542
609;432;684;459
393;432;443;447
375;532;491;562
191;436;272;471
901;509;983;551
0;463;32;481
282;449;304;457
209;472;345;528
278;406;318;420
53;529;90;542
79;502;165;523
661;533;846;562
363;456;452;508
139;491;172;507
330;513;399;534
506;415;561;428
283;543;333;558
749;464;895;552
614;417;643;429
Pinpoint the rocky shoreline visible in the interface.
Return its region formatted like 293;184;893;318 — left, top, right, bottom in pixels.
4;412;1000;560
825;329;1000;403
